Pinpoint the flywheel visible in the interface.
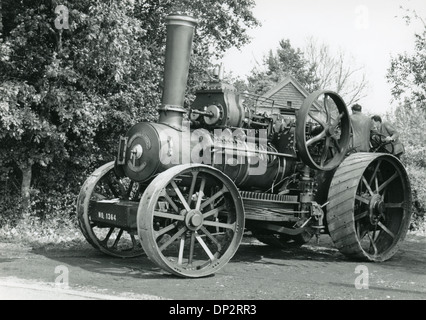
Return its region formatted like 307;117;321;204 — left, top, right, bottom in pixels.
326;153;412;261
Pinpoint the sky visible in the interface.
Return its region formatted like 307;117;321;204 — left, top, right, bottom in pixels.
220;0;426;115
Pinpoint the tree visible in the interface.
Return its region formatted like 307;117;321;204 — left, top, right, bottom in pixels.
387;11;426;168
386;9;426;226
304;37;369;106
387;18;426;105
244;37;369;107
247;39;320;95
0;0;259;214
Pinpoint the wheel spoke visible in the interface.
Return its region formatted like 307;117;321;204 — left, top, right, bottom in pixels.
106;179;120;198
158;226;187;252
324;94;331;123
195;232;216;261
355;210;369;221
188;232;195;265
203;220;236;231
170;180;191;212
153;211;185;221
309;111;327;128
195;177;206;210
331;136;342;153
130;234;138;249
306;129;326;147
200;185;228;210
112;229;123;249
102;227;115;244
154;222;177;239
378;172;398;193
203;205;226;219
187;171;199;208
200;226;222;251
384;202;404;208
355;195;370;205
378;221;395;239
320;137;331;166
362;176;374;197
178;235;185;265
367;232;378;255
368;160;382;187
163;191;180;213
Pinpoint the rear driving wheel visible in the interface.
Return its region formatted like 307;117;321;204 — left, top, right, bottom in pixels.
327;153;412;261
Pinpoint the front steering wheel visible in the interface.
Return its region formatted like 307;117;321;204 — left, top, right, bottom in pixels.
296;90;351;171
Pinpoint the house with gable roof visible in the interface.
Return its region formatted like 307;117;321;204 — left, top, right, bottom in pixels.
254;74;315;115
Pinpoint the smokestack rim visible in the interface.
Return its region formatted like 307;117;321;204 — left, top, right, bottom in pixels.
166;14;198;28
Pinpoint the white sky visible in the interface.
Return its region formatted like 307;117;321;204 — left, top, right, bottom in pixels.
220;0;426;115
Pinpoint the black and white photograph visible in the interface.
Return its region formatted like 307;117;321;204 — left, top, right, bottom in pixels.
0;0;425;305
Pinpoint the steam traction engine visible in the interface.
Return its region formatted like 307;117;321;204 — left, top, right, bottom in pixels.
77;14;412;278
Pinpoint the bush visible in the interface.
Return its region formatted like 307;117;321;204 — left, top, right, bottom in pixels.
0;184;84;245
405;164;426;233
0;212;84;246
0;193;23;229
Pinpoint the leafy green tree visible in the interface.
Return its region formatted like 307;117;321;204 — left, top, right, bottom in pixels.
0;0;259;214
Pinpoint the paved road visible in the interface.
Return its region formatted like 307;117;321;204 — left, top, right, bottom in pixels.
0;233;425;301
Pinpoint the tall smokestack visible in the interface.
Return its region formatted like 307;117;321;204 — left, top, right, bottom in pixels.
159;14;198;127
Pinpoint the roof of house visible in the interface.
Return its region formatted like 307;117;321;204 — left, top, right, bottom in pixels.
258;74;321;112
261;74;311;99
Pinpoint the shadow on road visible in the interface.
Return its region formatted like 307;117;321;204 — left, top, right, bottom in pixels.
232;235;345;265
30;241;167;280
29;233;426;280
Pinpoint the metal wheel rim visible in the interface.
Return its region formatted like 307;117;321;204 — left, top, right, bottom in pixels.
138;164;245;278
76;161;145;258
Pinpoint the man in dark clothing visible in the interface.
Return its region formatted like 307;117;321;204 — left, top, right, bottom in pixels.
371;115;405;158
350;104;372;152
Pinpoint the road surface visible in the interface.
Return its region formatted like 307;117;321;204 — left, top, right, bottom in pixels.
0;233;425;301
